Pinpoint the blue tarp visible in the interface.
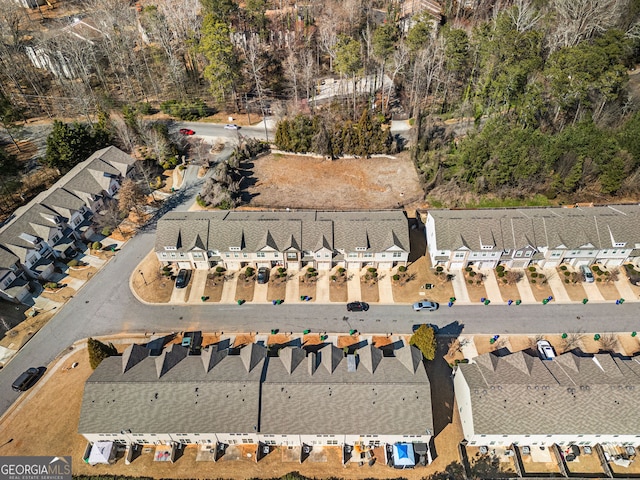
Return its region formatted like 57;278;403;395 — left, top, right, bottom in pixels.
393;443;415;468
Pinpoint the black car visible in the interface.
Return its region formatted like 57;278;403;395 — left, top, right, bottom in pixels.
347;301;369;312
175;269;191;289
257;267;269;284
12;367;43;392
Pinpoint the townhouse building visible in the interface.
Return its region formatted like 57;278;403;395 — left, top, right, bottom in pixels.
425;206;640;270
155;210;410;272
78;339;433;454
453;350;640;449
0;146;136;302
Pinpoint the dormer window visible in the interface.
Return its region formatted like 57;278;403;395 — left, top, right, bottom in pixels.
355;247;367;251
164;246;177;251
481;245;493;250
614;242;625;248
229;246;241;251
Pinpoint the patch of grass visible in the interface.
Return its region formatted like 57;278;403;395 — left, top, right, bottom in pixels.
463;194;552;209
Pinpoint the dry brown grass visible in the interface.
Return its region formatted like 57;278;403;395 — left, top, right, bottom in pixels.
131;250;173;303
267;277;287;302
202;273;224;302
235;274;255;302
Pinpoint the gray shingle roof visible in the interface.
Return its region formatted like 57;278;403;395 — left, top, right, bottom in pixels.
457;350;640;436
78;344;266;435
79;340;432;438
155;210;409;254
261;341;433;435
429;206;640;251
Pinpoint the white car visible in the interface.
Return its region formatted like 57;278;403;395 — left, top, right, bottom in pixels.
537;340;556;360
224;124;239;130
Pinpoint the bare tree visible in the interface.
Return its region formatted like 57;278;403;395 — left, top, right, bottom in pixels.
598;333;619;352
118;178;147;217
560;331;584;352
548;0;624;50
93;200;126;235
508;0;543;32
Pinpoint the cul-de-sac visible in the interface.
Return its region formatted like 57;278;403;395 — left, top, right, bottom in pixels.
1;0;640;479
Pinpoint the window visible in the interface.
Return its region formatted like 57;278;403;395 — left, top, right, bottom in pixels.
393;252;402;258
274;253;279;258
230;247;241;251
165;246;177;251
515;251;523;257
364;253;373;258
170;253;177;258
192;252;203;259
348;253;357;258
234;253;239;258
503;249;510;255
161;252;168;258
525;251;532;257
356;247;367;251
455;252;464;258
257;252;265;258
287;252;297;259
225;253;230;258
243;253;248;258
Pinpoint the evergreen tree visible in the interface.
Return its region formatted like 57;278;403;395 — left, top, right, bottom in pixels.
409;324;437;360
87;337;118;370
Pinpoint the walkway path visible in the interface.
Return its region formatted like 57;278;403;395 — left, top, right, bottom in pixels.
347;270;362;302
582;282;605;302
315;272;330;303
516;274;537;304
187;270;208;303
378;272;394;304
285;272;301;303
544;269;571;303
451;271;471;303
481;269;504;304
220;272;238;303
613;277;635;302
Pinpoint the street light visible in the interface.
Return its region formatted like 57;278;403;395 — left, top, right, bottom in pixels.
139;271;147;286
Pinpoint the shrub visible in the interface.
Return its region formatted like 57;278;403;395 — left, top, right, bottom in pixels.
496;265;505;273
528;266;537;272
101;227;112;236
502;278;508;283
91;241;102;250
435;266;444;272
67;259;79;267
538;274;545;279
563;271;570;276
331;275;337;281
469;271;477;277
409;325;437;360
468;279;473;284
398;265;407;272
215;266;226;273
367;267;377;273
245;266;255;277
87;337;117;370
465;266;473;272
560;265;568;271
393;274;400;281
44;282;59;289
565;278;570;283
159;98;211;120
277;267;286;274
497;271;505;277
338;267;345;274
178;164;186;171
531;272;538;278
476;280;482;285
531;279;537;284
596;277;602;282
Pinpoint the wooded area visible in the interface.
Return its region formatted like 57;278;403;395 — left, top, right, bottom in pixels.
1;0;639;206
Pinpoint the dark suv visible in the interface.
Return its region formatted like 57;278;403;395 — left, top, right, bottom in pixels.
175;269;190;289
12;367;43;392
347;301;369;312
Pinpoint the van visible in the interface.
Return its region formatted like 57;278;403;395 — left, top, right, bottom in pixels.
12;367;41;392
580;265;594;283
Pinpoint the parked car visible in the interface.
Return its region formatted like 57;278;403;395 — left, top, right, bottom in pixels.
12;367;44;392
179;128;195;135
580;265;594;283
257;267;269;284
175;269;191;289
224;124;239;130
413;301;439;312
537;340;556;360
347;301;369;312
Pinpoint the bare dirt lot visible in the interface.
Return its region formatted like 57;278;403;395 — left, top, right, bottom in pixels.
244;152;424;210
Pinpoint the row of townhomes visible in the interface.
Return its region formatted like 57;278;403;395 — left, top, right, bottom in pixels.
155;210;410;272
78;338;434;463
454;349;640;448
0;146;136;304
426;205;640;270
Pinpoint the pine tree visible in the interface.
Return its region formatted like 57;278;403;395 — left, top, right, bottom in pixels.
87;337;118;370
410;325;437;360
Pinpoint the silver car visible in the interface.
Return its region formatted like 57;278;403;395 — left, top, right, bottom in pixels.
413;301;439;312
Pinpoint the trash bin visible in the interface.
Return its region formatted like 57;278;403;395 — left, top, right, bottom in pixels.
237;299;244;305
448;301;453;307
582;298;588;304
480;297;486;303
507;300;513;305
303;329;310;334
483;299;490;305
515;299;521;305
542;299;548;304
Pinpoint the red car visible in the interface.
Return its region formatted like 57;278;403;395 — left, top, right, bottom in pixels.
179;128;195;135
